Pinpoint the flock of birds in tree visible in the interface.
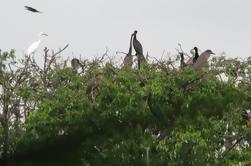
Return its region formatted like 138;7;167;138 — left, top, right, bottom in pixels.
24;5;215;102
23;4;251;144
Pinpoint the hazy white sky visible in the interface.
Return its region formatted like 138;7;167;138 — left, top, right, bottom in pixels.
1;0;251;61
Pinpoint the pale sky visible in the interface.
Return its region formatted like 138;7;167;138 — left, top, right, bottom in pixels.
1;0;251;62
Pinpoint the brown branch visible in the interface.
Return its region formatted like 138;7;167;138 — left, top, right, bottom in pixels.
116;51;127;55
228;136;244;152
52;44;69;57
221;135;244;158
43;47;49;71
178;43;191;58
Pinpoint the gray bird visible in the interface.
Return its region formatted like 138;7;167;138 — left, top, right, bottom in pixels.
71;58;81;70
86;73;103;102
123;33;134;68
132;30;146;69
193;49;215;70
133;30;143;55
24;6;42;13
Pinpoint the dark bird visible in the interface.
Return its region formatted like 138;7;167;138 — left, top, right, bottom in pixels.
186;47;200;65
133;30;143;55
24;6;42;13
132;30;146;70
192;47;199;64
179;52;186;68
122;33;134;68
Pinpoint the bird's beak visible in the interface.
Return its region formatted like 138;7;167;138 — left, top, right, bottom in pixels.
42;33;48;36
211;52;215;55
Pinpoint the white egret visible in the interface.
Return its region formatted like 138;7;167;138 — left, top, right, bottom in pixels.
193;49;215;70
26;32;48;56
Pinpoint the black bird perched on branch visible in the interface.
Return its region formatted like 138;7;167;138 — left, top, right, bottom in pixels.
24;6;42;13
133;30;143;55
192;47;199;64
132;30;146;70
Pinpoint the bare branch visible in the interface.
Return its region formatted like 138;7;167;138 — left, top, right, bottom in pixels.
52;44;69;57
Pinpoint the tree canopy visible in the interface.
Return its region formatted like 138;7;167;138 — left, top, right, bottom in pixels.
0;48;251;165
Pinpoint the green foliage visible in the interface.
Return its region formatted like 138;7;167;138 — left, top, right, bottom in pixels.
0;50;251;165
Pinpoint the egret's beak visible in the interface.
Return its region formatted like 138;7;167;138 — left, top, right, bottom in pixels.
211;52;215;55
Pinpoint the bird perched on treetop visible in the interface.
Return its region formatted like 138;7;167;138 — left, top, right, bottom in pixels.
179;52;186;69
86;73;103;102
122;33;134;68
24;6;42;13
186;47;201;65
26;32;48;56
193;49;215;70
132;30;146;69
192;47;199;64
71;58;81;70
133;30;143;55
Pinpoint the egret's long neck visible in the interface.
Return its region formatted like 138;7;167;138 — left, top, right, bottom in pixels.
37;39;42;45
38;36;43;42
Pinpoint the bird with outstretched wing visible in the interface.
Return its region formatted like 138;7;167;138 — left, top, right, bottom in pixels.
24;6;42;13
